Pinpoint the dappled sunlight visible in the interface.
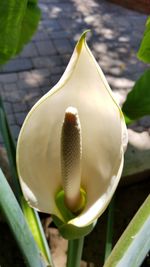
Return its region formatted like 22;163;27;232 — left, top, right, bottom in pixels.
65;0;147;111
128;129;150;150
20;70;45;87
0;0;148;140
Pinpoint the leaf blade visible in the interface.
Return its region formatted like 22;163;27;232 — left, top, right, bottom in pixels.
0;0;41;65
104;195;150;267
21;197;54;266
0;169;46;267
0;97;53;266
122;70;150;120
137;17;150;63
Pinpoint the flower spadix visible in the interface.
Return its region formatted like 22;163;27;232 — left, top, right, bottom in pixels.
61;106;84;214
16;32;128;239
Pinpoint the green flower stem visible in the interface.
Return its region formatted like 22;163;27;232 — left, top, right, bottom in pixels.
104;196;115;262
67;237;84;267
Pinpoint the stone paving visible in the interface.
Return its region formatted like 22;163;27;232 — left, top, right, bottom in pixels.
0;0;149;143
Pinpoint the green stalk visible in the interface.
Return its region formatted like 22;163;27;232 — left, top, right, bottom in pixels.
67;237;84;267
104;196;115;262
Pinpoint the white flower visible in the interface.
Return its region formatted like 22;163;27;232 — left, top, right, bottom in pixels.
16;32;128;236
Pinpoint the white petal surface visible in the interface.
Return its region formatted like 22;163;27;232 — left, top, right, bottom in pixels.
17;33;127;227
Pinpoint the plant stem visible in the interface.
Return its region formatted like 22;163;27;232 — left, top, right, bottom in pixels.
104;196;115;262
67;237;84;267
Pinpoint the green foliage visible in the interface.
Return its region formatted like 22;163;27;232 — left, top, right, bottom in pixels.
16;1;41;54
137;17;150;63
0;169;47;267
123;16;150;123
122;69;150;120
104;195;150;267
0;0;41;65
0;97;53;266
21;197;53;265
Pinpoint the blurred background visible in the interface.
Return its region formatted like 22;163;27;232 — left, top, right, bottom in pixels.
0;0;149;143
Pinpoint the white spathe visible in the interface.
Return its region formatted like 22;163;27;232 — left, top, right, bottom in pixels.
16;32;128;227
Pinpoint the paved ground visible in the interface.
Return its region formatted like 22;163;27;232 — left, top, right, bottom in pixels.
0;0;149;143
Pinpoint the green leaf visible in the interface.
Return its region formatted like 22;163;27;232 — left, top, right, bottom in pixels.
0;97;53;266
104;195;150;267
0;0;41;65
0;103;21;200
0;169;47;267
21;197;54;266
137;17;150;63
0;0;26;64
122;113;133;126
16;1;41;54
122;70;150;120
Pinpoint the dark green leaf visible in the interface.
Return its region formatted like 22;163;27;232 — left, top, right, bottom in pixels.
0;169;46;267
16;1;41;54
122;70;150;120
137;17;150;63
0;0;27;64
0;0;41;65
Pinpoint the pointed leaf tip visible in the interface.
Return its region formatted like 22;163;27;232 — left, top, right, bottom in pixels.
76;30;91;53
